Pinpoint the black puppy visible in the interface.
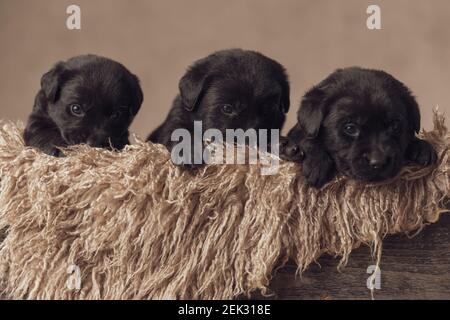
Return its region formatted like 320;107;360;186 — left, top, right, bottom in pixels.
147;49;290;163
24;54;143;156
282;67;437;188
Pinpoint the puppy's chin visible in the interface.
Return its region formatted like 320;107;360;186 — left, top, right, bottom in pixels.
61;131;126;150
61;131;87;145
335;156;402;182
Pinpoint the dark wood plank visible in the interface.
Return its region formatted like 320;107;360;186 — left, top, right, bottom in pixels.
0;228;6;300
1;215;449;300
268;214;450;300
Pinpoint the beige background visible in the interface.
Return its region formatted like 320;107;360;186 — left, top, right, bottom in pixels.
0;0;449;137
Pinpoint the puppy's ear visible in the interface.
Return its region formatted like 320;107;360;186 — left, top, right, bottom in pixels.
275;67;290;113
129;74;144;116
394;80;421;134
40;62;67;103
297;87;327;138
178;66;209;112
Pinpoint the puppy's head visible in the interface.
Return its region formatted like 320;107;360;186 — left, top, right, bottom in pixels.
40;55;143;149
178;49;289;133
298;67;420;182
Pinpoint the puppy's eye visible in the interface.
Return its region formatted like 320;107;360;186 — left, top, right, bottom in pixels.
343;123;360;137
390;120;401;132
221;104;235;115
111;110;122;120
70;104;84;117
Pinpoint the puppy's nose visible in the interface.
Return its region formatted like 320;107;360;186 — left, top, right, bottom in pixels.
87;137;109;148
364;151;388;169
286;144;300;157
283;142;305;161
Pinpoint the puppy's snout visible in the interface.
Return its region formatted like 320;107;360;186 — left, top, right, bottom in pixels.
363;150;389;169
87;134;110;148
286;144;301;158
280;138;305;162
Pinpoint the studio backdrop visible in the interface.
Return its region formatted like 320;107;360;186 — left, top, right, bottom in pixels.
0;0;449;134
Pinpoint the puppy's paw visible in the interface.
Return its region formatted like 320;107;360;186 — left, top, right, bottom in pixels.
301;143;336;188
406;139;437;166
303;155;335;188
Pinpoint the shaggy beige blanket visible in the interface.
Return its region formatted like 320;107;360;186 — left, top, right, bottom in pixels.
0;114;449;300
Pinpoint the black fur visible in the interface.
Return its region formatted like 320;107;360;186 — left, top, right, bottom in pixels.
147;49;290;162
24;54;143;156
282;67;437;188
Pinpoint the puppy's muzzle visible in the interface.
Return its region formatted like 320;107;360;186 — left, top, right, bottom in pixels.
87;133;128;150
280;137;305;162
350;146;399;181
87;136;111;148
363;149;390;170
61;131;87;145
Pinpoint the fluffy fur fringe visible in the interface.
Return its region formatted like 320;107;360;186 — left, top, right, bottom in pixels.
0;113;449;300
